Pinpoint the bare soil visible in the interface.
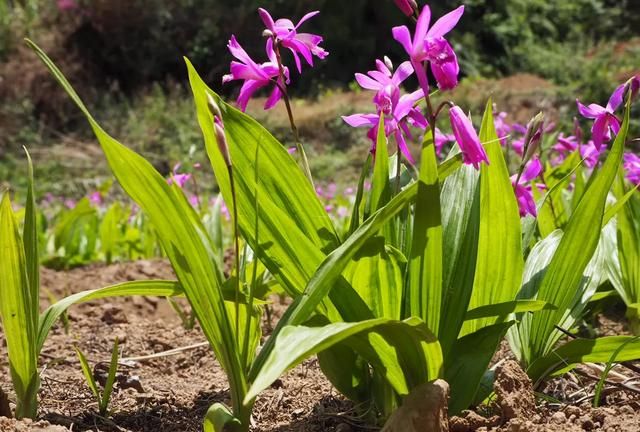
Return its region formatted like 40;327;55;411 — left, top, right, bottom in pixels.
2;260;640;431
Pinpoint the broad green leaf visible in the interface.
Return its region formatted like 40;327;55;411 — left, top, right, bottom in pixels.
408;129;443;334
440;160;480;354
527;97;630;361
527;336;640;384
593;336;640;407
186;60;338;295
251;182;419;379
23;148;39;321
245;317;442;404
614;177;640;311
342;237;404;319
464;300;554;321
28;41;248;411
446;321;514;414
0;194;38;418
464;100;523;335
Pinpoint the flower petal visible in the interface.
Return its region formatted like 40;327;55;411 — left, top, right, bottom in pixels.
576;100;606;118
355;73;383;90
427;5;464;38
392;61;414;85
258;8;276;32
606;83;625;112
237;80;266;112
392;25;413;55
342;113;379;128
413;5;432;48
590;115;609;150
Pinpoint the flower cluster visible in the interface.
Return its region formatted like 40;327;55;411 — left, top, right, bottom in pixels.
223;9;328;112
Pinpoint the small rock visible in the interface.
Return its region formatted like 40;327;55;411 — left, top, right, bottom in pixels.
381;379;449;432
551;411;566;424
493;360;536;420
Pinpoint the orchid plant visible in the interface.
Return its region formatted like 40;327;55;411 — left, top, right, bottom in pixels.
2;1;640;430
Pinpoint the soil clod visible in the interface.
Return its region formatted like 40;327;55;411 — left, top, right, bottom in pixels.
381;379;450;432
494;360;536;421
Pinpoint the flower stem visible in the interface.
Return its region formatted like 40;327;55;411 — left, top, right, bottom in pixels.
272;41;314;186
229;167;241;340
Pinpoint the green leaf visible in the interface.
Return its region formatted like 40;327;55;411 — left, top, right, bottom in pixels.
100;337;119;415
527;97;630;361
38;280;183;352
464;100;523;335
342;237;404;319
99;202;123;264
348;154;372;236
408;129;443;334
367;115;391;216
245;317;442;404
0;193;39;419
251;182;419;379
74;346;101;402
593;336;640;407
23;148;39;322
527;336;640;384
446;321;514;414
186;60;338;297
28;41;248;411
440;160;480;354
465;300;555;321
203;403;241;432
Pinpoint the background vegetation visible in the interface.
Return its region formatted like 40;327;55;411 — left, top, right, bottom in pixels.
1;0;639;195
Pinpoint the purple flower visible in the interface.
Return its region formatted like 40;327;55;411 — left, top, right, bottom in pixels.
64;199;77;209
448;105;488;169
394;0;417;16
434;128;455;157
392;5;464;93
580;141;605;169
355;58;413;115
576;84;624;150
342;90;428;163
624;152;640;185
258;8;328;73
189;195;200;208
494;111;511;145
168;163;191;189
511;158;543;217
223;36;289;112
89;191;103;206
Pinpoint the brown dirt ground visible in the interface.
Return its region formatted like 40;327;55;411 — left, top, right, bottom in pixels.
1;260;640;431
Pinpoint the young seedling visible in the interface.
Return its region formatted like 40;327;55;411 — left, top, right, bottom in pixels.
75;338;120;416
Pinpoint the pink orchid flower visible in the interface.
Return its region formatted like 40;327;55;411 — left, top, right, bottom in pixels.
623;152;640;185
258;8;328;73
342;89;428;164
494;111;511;145
449;105;488;169
392;5;464;94
434;128;455;157
511;158;543;217
576;84;624;150
580;141;605;169
355;58;414;115
168;163;191;189
223;36;289;111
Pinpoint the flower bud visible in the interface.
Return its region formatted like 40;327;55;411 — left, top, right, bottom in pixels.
522;112;544;163
206;93;223;118
393;0;417;16
383;56;394;72
207;94;232;168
